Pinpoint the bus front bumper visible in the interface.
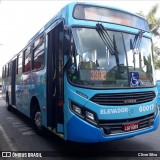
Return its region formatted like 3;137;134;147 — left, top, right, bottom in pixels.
67;111;159;143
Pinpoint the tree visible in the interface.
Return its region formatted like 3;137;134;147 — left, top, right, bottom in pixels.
154;54;160;69
138;3;160;37
138;3;160;69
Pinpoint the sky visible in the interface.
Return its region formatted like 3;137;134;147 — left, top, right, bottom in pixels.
0;0;160;78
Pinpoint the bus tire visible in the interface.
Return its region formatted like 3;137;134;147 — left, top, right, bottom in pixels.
6;95;12;111
32;109;44;135
7;104;12;111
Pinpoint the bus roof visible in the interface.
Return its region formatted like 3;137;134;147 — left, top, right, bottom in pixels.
28;2;148;44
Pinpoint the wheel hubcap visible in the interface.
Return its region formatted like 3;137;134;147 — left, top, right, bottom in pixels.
34;111;42;129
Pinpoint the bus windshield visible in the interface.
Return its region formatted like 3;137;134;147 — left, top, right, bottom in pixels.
68;27;155;88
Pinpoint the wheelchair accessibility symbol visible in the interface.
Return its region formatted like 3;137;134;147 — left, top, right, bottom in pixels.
130;72;140;87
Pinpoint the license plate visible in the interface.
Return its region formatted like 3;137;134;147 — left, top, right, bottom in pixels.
123;122;139;132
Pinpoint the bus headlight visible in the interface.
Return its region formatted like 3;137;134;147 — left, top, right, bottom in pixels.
70;101;83;118
72;104;82;115
85;111;95;121
70;101;98;126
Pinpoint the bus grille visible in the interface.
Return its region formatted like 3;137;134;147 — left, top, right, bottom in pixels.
90;91;155;106
99;113;154;135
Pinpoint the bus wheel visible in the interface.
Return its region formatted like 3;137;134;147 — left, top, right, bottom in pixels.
7;104;12;111
6;95;12;111
33;109;44;135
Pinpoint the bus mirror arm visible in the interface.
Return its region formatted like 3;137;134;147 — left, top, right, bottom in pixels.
130;39;134;50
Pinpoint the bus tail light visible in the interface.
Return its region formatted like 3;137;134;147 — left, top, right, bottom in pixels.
57;101;63;107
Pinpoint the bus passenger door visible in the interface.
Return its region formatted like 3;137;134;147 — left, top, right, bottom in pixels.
47;20;64;134
11;59;17;106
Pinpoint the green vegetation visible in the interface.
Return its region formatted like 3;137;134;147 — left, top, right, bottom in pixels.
138;3;160;69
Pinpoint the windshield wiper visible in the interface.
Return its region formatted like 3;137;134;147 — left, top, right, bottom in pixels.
96;23;120;69
132;30;145;52
96;23;114;55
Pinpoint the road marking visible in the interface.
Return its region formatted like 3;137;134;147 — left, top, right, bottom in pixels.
22;131;35;136
6;117;15;120
11;121;27;128
6;117;35;136
0;125;17;151
18;127;32;131
13;124;27;128
12;121;23;125
0;125;25;160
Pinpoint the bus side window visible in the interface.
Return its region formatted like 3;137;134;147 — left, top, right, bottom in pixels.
24;47;31;73
3;66;6;78
18;53;23;74
34;51;45;70
8;62;12;77
2;66;5;79
6;64;8;78
33;35;45;71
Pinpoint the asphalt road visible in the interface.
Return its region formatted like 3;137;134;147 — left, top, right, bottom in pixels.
0;96;160;160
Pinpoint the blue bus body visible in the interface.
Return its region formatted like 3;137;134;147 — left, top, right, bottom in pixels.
157;80;160;108
2;2;159;142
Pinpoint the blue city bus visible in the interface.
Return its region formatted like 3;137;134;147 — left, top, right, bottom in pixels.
2;2;159;142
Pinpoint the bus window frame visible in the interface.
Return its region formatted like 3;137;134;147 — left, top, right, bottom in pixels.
16;55;18;74
68;26;154;89
33;34;45;51
32;34;45;72
17;52;23;75
8;62;12;77
2;66;5;79
23;46;31;73
32;50;45;72
6;64;9;78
